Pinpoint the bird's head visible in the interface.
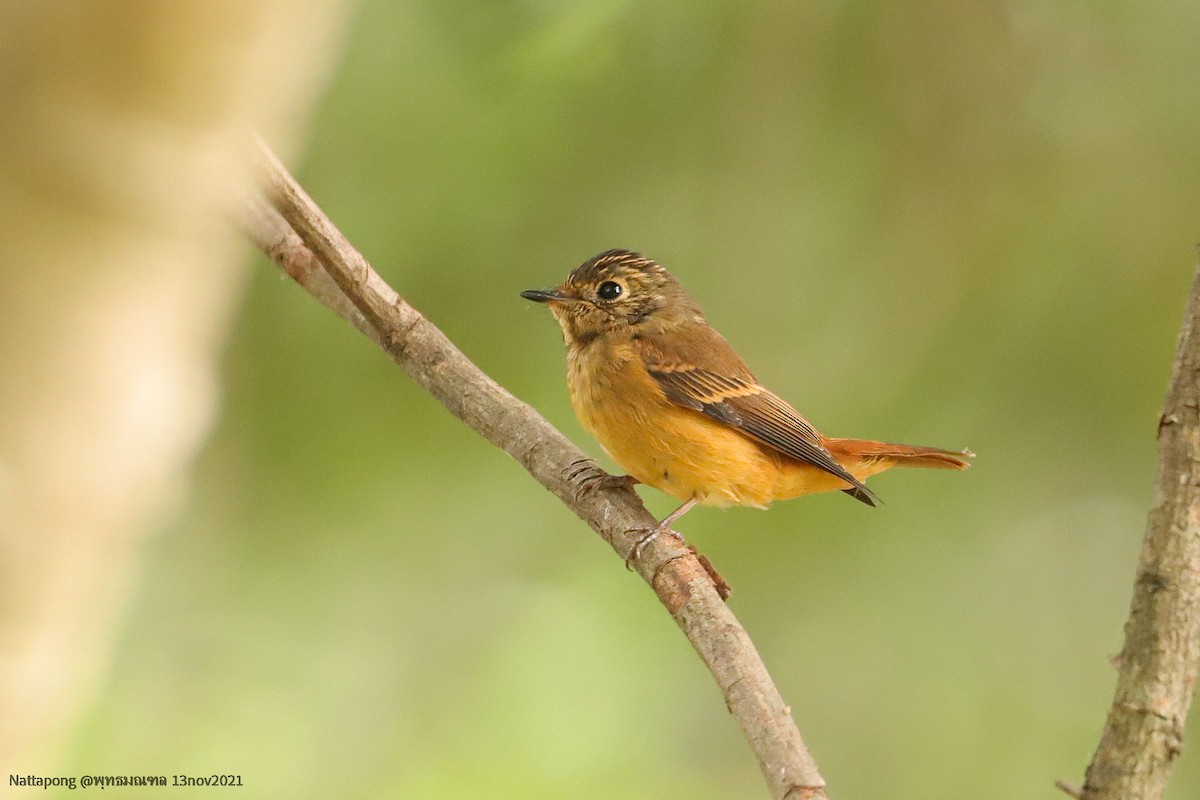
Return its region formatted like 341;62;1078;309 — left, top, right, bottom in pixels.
521;249;702;345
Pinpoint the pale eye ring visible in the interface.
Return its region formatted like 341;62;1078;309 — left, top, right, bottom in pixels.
597;281;623;301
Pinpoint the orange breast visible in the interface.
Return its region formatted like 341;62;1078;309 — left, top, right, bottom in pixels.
567;339;805;508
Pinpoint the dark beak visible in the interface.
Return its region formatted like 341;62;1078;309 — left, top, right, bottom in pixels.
520;288;571;303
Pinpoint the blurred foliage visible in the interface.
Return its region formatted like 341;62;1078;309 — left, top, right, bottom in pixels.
56;1;1200;798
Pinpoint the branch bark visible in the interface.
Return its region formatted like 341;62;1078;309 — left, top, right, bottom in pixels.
1070;263;1200;799
245;135;828;799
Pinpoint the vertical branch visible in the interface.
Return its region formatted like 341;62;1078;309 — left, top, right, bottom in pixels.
1071;263;1200;799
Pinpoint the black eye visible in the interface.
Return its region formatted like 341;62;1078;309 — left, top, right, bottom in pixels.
597;281;623;301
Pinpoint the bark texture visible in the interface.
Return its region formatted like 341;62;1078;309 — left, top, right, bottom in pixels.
1076;264;1200;799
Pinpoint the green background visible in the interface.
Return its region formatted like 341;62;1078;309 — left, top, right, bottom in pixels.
59;1;1200;797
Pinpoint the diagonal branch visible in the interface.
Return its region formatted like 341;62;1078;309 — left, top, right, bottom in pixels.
1065;263;1200;800
243;135;829;800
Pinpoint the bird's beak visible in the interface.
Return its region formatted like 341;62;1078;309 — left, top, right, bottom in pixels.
520;288;573;304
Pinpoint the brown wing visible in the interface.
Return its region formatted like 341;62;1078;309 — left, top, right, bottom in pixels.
635;325;878;506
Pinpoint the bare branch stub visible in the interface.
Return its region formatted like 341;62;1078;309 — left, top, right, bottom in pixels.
245;135;829;799
1056;779;1084;799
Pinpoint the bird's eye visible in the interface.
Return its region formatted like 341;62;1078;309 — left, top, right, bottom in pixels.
597;281;623;301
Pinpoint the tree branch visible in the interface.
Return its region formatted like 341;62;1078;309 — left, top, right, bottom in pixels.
244;135;829;799
1067;263;1200;799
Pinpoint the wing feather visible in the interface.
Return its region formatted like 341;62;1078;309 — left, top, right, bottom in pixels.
635;328;878;505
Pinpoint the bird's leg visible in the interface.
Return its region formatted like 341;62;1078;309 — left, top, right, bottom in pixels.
624;496;699;569
564;458;639;501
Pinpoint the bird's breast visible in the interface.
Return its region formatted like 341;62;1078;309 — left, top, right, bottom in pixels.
564;337;782;508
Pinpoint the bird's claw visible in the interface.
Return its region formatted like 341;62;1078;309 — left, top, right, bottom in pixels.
564;459;637;502
624;523;686;569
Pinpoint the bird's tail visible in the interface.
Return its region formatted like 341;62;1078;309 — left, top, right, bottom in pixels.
825;438;974;479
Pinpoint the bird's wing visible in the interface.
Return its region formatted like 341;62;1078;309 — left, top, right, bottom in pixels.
634;326;878;505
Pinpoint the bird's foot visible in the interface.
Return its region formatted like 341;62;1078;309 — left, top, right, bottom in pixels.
564;459;639;502
624;522;686;570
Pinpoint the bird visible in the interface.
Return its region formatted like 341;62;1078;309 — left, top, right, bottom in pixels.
522;249;972;562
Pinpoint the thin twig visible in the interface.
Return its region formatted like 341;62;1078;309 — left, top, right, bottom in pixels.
1072;263;1200;800
1056;779;1083;799
245;134;828;799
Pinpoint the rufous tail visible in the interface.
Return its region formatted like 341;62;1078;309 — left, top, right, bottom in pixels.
824;438;974;480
